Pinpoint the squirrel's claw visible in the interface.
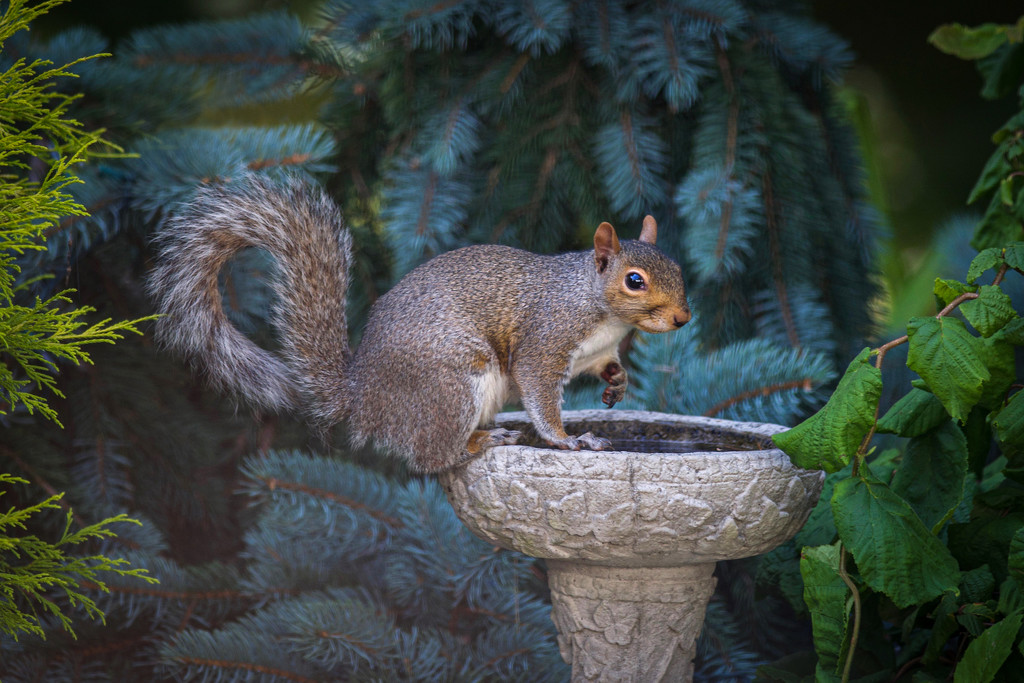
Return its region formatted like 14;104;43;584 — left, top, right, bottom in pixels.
600;361;627;408
602;385;623;408
576;432;612;451
489;428;522;446
549;432;611;451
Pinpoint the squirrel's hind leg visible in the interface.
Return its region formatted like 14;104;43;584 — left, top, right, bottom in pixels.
449;427;522;469
421;428;520;475
432;365;520;470
347;347;514;473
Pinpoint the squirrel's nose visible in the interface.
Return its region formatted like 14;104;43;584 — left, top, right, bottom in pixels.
673;306;691;328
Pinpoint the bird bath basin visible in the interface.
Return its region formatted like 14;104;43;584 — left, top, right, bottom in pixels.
439;409;824;682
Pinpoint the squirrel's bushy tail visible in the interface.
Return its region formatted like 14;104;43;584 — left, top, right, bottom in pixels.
148;175;351;429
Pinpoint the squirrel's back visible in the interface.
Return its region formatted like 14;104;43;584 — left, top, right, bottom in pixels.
360;245;597;355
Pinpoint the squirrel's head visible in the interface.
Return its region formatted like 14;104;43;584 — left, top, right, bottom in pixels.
593;216;691;333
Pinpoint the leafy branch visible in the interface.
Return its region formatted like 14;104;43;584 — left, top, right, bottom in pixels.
771;16;1024;682
777;245;1023;680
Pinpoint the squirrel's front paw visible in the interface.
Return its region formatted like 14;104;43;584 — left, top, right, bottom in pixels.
600;362;628;408
549;432;611;451
577;431;612;450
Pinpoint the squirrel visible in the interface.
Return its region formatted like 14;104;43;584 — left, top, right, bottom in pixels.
148;175;691;473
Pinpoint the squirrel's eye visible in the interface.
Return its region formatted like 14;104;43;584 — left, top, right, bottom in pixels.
625;272;646;290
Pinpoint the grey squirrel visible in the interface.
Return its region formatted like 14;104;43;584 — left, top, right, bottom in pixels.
149;175;691;472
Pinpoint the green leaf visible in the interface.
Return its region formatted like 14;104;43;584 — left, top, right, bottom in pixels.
1000;177;1016;205
978;41;1024;101
960;565;997;603
1009;527;1024;591
800;543;850;678
972;193;1024;251
993;111;1024;144
928;23;1010;60
891;421;969;533
870;446;903;476
953;612;1022;683
924;591;960;665
993;392;1024;455
832;472;961;608
958;602;998;637
1000;317;1024;344
964;406;994;478
934;278;974;307
757;545;805;613
948;513;1024;584
911;378;931;392
967;247;1004;283
978;333;1017;410
1005;242;1024;271
998;576;1024;617
961;285;1017;336
907;317;991;423
1014;185;1024;221
773;348;881;473
795;467;845;548
877;388;948;437
968;145;1013;205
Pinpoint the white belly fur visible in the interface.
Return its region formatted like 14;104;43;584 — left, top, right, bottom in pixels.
473;368;510;427
568;319;630;379
471;320;629;428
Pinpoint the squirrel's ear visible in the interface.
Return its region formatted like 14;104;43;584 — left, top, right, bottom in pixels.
639;215;657;244
594;222;620;273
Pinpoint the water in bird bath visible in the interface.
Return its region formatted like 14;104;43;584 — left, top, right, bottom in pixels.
496;416;772;454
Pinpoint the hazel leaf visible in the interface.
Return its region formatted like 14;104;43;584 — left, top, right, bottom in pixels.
967;247;1004;283
907;317;990;423
773;348;880;473
960;285;1017;337
833;472;961;609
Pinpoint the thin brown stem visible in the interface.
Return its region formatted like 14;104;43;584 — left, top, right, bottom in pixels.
167;658;318;683
892;655;922;682
937;291;978;318
714;39;739;263
874;335;909;368
854;282;986;471
992;262;1010;286
257;477;404;528
851;334;909;478
702;378;815;417
838;545;861;683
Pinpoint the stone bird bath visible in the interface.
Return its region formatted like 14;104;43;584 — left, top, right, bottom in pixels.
439;409;824;682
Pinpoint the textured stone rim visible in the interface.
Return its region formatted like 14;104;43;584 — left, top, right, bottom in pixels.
441;410;824;566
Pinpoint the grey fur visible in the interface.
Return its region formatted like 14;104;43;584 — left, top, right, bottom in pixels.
149;177;689;472
148;176;351;427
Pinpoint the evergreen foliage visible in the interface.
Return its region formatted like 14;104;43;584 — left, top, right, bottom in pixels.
0;0;154;644
769;18;1024;682
0;0;147;425
0;474;153;641
2;0;882;679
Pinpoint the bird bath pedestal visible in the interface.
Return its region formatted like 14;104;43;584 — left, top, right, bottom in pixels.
439;410;824;682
